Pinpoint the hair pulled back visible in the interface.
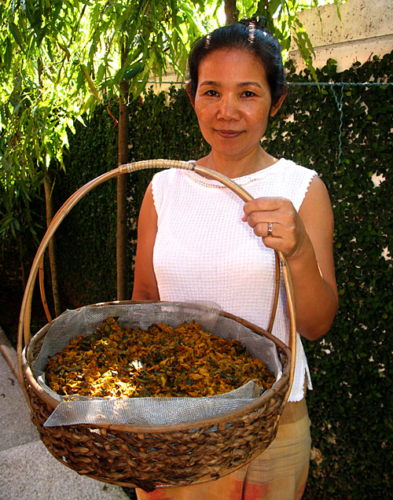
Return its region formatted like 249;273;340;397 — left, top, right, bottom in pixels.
188;18;286;106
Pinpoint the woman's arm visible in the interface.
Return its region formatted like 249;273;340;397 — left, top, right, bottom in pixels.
131;183;160;300
243;176;338;341
286;177;338;340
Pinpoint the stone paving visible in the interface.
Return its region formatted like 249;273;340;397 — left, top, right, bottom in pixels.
0;326;129;500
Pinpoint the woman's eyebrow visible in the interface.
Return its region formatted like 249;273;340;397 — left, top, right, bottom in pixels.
237;82;263;89
198;80;263;89
198;80;219;87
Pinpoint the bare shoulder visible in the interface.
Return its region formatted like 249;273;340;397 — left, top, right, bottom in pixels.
142;180;155;210
304;175;331;204
299;175;334;230
137;182;157;244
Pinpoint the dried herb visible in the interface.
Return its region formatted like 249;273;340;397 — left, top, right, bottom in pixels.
45;317;275;398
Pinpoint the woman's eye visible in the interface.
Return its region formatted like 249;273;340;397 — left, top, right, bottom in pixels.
205;89;219;97
243;90;256;97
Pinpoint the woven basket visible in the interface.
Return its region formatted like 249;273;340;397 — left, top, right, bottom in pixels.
18;160;297;492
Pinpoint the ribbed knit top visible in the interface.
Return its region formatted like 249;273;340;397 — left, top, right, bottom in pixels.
152;158;317;402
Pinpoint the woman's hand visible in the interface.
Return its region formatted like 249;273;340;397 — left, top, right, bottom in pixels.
243;177;338;341
242;196;308;260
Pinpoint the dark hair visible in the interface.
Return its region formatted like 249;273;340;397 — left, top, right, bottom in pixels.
188;18;286;106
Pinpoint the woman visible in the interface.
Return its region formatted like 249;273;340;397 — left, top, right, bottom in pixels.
132;19;338;500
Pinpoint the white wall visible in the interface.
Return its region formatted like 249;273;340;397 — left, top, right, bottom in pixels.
289;0;393;71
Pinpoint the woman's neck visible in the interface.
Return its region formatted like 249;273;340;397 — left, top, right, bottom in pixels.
197;146;278;179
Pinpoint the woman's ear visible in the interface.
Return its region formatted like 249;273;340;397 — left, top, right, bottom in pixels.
270;89;287;117
186;82;195;109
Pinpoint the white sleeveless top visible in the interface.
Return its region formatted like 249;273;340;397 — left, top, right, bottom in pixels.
152;158;317;402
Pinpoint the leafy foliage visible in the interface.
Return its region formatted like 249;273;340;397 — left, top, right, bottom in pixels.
52;102;119;307
0;0;214;251
53;52;392;498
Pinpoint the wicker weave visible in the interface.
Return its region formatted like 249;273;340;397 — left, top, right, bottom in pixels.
22;308;290;491
18;160;296;492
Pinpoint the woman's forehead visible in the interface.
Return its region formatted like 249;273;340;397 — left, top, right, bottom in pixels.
198;48;267;84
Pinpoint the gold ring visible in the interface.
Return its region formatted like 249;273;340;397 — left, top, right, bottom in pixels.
267;222;273;237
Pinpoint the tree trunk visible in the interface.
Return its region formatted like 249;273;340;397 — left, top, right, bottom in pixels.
225;0;239;25
117;47;129;300
43;173;61;316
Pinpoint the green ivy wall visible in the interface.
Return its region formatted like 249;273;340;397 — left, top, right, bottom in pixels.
53;52;392;499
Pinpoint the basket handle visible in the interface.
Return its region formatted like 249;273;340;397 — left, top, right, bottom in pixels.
18;159;296;399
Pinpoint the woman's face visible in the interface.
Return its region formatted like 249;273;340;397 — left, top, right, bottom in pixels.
194;48;282;160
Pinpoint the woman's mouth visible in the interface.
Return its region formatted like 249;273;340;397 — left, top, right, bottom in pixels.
215;129;243;138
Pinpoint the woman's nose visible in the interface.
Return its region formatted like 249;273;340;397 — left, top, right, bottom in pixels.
217;95;240;120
